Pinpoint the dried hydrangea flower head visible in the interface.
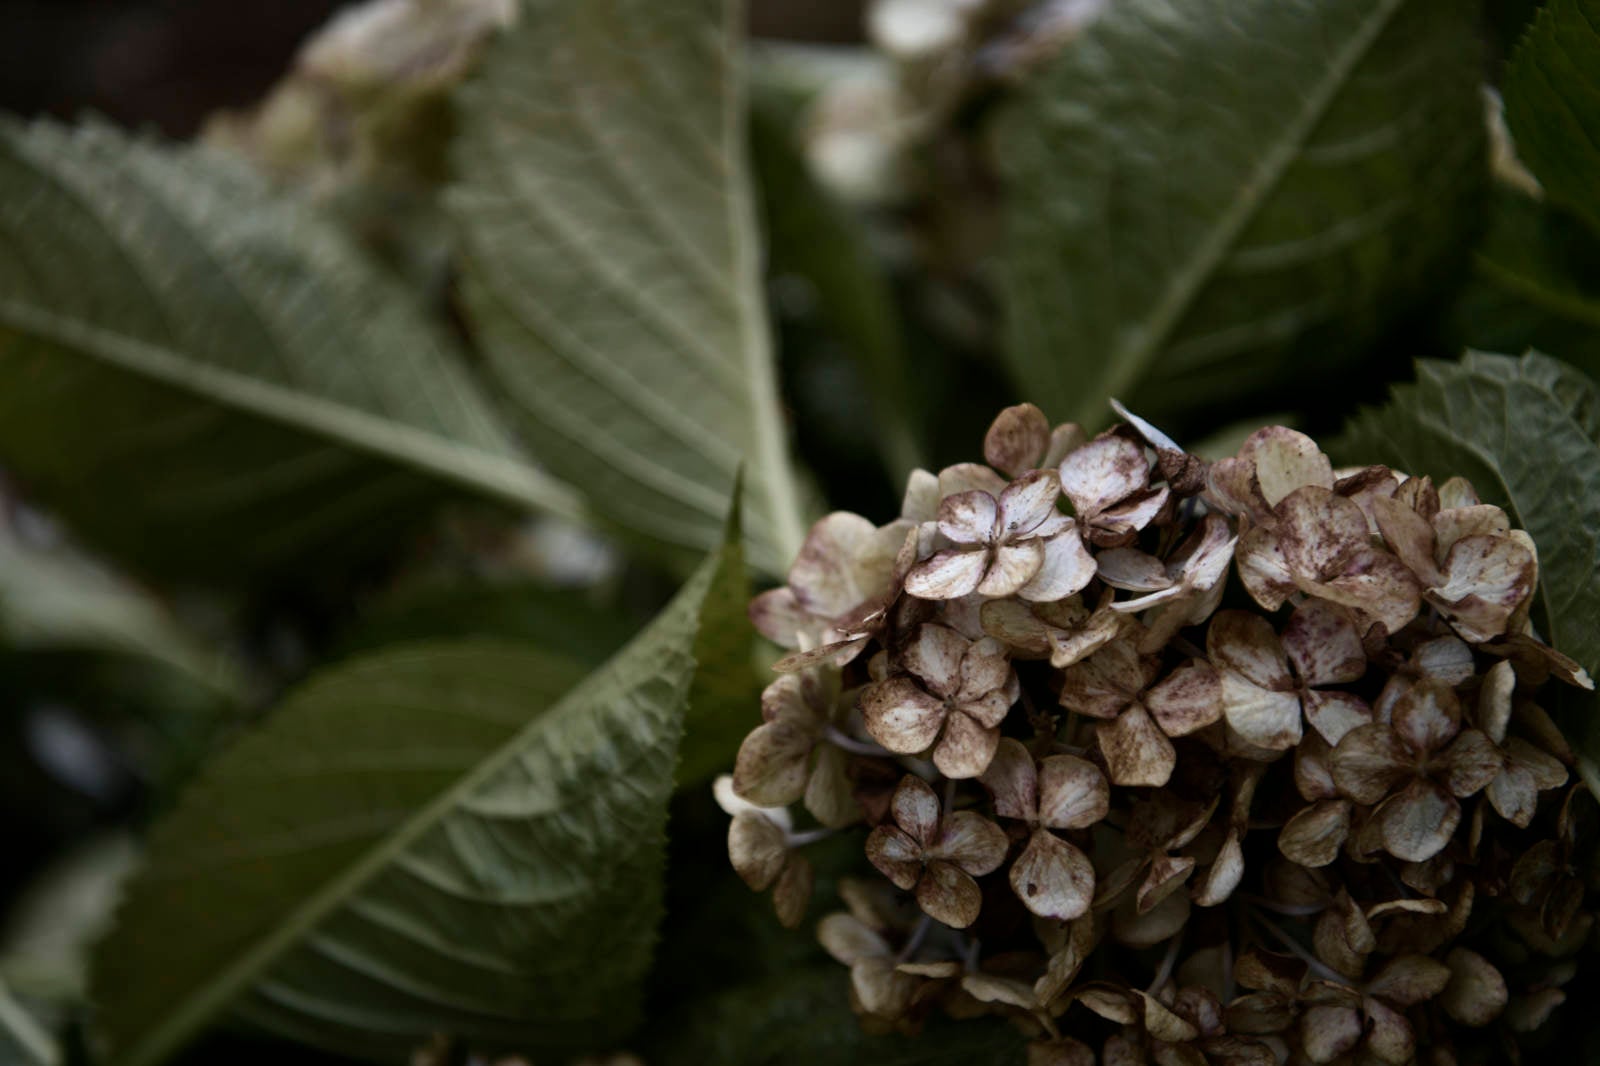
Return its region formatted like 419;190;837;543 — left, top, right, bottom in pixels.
720;402;1596;1059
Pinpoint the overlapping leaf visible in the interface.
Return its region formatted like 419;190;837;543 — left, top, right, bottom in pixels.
1502;0;1600;236
450;0;805;575
1337;350;1600;785
91;532;739;1066
996;0;1483;430
0;119;583;580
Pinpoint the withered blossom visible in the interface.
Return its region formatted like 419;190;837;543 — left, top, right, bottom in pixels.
980;738;1108;918
1058;435;1170;547
865;775;1008;927
733;669;856;825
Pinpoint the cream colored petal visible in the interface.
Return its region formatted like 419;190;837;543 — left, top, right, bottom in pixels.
805;743;860;829
1309;548;1422;638
962;973;1039;1010
903;622;969;698
931;810;1009;875
852;957;918;1018
1276;486;1371;580
938;490;999;545
1045;423;1090;467
1146;659;1224;738
1283;600;1366;686
1038;754;1110;829
1440;948;1507;1027
1018;530;1098;602
1058;435;1151;517
1234;527;1296;611
1301;690;1371;747
1194;829;1245;906
1433;504;1510;554
932;711;1002;779
861;677;946;755
1098;486;1170;535
1376;779;1460;863
1431;533;1536;642
957;687;1015;730
1207;610;1292;690
818;912;890;965
1098;704;1177;787
1328;724;1412;805
1139;990;1201;1043
713;774;792;827
1391;679;1460;755
890;773;942;843
979;540;1046;597
979;598;1053;655
901;467;940;523
905;547;988;600
980;737;1039;821
748;586;811;648
1278;799;1350;868
957;635;1014;701
865;825;924;890
998;469;1063;538
1372;494;1443;586
1478;660;1516;744
733;720;814;807
1137;854;1196;913
789;512;886;619
1221;671;1302;751
729;811;789;890
939;461;1009;501
1096;548;1173;592
1301;1004;1363;1063
1011;829;1095;920
916;859;984;927
1441;728;1502;797
1294;733;1338;800
1487;762;1538;828
1049;609;1135;669
1250;426;1333;506
984;402;1051;479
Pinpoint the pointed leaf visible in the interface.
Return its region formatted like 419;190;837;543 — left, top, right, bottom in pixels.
1502;0;1600;235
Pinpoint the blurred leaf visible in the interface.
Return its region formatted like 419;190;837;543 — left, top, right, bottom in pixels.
996;0;1484;431
649;966;1029;1066
682;481;757;787
0;532;240;698
750;100;923;482
1451;187;1600;379
1;833;137;1005
450;0;806;576
0;977;59;1066
1335;350;1600;787
92;531;740;1066
0;118;584;582
1502;0;1600;236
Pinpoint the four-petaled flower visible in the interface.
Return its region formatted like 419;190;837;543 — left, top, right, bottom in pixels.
979;738;1108;919
1058;639;1223;787
865;775;1009;927
733;669;857;827
861;624;1019;777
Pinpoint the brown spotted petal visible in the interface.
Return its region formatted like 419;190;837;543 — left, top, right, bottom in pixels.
979;539;1047;597
932;708;1003;778
1361;996;1415;1064
1278;800;1351;868
1100;704;1178;787
1429;533;1537;643
1283;600;1366;687
917;859;984;927
1249;426;1336;508
1235;527;1297;611
733;719;815;806
1439;729;1502;797
1488;738;1568;827
1059;640;1156;719
1366;954;1451;1006
1059;436;1151;519
1140;991;1201;1043
789;512;906;620
904;546;990;600
861;677;946;754
729;811;790;890
903;623;969;698
1011;829;1095;919
1038;755;1111;829
929;810;1009;876
1019;528;1099;601
1392;679;1460;756
1372;494;1444;587
980;737;1040;821
1049;608;1138;669
1138;853;1197;913
1145;659;1224;738
1210;611;1301;751
1375;778;1460;862
985;403;1052;478
998;469;1064;538
865;824;924;890
1329;724;1412;805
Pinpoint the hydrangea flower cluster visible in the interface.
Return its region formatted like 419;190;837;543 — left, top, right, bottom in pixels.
719;403;1596;1064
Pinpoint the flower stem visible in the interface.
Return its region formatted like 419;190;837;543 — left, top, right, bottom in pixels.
1248;908;1350;987
824;725;893;758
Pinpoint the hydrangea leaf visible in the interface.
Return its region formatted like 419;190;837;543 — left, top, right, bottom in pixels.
1502;0;1600;236
0;118;582;581
1335;351;1600;790
90;528;741;1066
996;0;1483;431
450;0;805;575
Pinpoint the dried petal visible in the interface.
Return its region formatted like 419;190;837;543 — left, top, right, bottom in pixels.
998;470;1063;538
1019;530;1099;601
1329;724;1412;805
1300;1004;1362;1062
1301;690;1371;747
1220;670;1303;751
933;709;1002;779
981;738;1039;821
1440;948;1507;1026
1011;829;1095;920
985;403;1051;478
1367;954;1450;1005
1440;729;1502;797
916;859;984;927
1376;778;1460;862
1145;659;1224;738
1209;611;1293;690
1283;600;1366;686
980;540;1047;597
1392;680;1460;755
1251;427;1334;507
1059;436;1151;518
1430;533;1536;642
805;743;859;828
729;811;789;890
790;512;902;619
891;774;941;843
904;623;969;698
1362;996;1415;1064
1234;528;1296;611
733;720;815;806
1194;829;1245;905
818;912;890;965
931;810;1009;875
1059;640;1152;719
861;677;946;754
773;852;813;928
1099;704;1178;787
1140;991;1201;1043
1038;755;1110;829
905;547;988;600
1278;800;1351;868
865;825;923;890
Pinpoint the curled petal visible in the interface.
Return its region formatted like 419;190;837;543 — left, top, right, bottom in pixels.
979;540;1046;597
861;677;946;755
1373;495;1443;587
903;623;969;698
1096;548;1172;592
916;859;984;927
1328;724;1412;805
1249;426;1334;507
981;738;1040;821
1098;704;1177;787
1058;436;1150;518
1018;530;1098;601
1235;527;1296;611
998;470;1063;538
1430;533;1537;642
1097;486;1170;536
771;635;870;673
1376;778;1460;863
933;709;1002;779
905;547;988;600
1307;548;1421;638
1195;830;1245;906
984;403;1051;478
1478;660;1516;744
1360;997;1415;1064
1283;600;1366;686
1145;659;1224;737
1278;799;1351;868
1433;504;1511;554
1038;755;1110;829
931;810;1010;875
1138;854;1196;913
1139;990;1201;1043
1010;829;1095;920
1048;609;1135;669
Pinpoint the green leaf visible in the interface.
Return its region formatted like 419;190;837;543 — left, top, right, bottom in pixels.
1452;188;1600;380
682;485;754;786
450;0;805;575
1502;0;1600;237
996;0;1484;430
1335;350;1600;786
0;118;584;580
91;534;740;1065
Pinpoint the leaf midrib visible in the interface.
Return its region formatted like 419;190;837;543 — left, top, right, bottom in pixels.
1077;0;1410;425
107;631;693;1066
0;298;589;525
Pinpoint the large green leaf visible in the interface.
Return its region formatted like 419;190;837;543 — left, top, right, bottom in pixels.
1502;0;1600;237
450;0;805;575
1336;350;1600;784
91;536;739;1065
0;118;583;580
996;0;1484;430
